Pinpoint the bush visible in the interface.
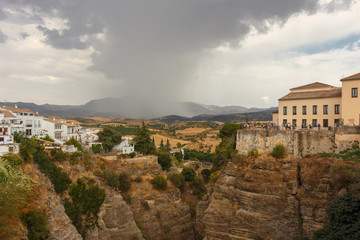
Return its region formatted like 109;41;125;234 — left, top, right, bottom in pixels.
53;151;68;162
134;175;143;182
168;173;185;192
118;172;131;192
157;152;172;171
141;200;150;210
92;144;103;153
210;172;218;182
34;152;71;194
190;176;207;199
129;152;136;158
181;167;196;181
64;137;83;152
313;193;360;240
41;135;54;142
20;137;41;162
22;209;49;240
271;144;286;159
151;175;167;190
201;169;211;183
248;149;259;157
104;170;120;189
2;153;23;167
123;193;132;204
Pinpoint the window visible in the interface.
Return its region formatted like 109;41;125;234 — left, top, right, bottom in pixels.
302;106;307;115
323;105;328;115
302;119;307;127
335;119;340;126
283;106;287;115
335;104;340;114
292;119;297;127
293;106;297;115
26;129;32;136
283;119;287;125
352;88;358;98
55;132;62;139
323;119;328;128
313;105;317;115
312;119;317;126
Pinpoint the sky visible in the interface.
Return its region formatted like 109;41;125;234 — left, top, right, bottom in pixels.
0;0;360;108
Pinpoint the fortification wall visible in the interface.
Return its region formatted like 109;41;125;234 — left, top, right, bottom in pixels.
236;127;360;157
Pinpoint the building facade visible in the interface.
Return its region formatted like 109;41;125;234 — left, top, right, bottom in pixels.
274;72;360;129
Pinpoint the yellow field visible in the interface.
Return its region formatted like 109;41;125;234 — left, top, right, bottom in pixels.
177;127;211;135
151;134;191;148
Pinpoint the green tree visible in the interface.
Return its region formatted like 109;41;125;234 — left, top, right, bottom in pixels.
20;137;41;162
190;176;207;199
91;144;103;153
165;139;171;152
157;152;172;171
181;167;196;181
313;194;360;240
41;135;55;142
160;139;164;149
64;137;83;152
65;179;106;234
21;209;49;240
219;123;239;139
134;122;155;154
168;173;185;192
97;127;122;153
271;144;286;159
151;175;167;190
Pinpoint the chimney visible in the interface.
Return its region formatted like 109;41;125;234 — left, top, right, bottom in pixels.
15;104;18;108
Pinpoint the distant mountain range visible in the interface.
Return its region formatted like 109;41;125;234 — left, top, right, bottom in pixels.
0;98;276;119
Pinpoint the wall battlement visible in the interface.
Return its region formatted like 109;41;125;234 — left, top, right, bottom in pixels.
236;127;360;158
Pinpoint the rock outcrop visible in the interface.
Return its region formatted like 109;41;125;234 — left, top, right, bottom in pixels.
196;154;347;240
23;164;82;240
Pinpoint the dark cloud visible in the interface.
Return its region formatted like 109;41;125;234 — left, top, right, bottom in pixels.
20;32;29;39
0;30;7;43
0;0;356;111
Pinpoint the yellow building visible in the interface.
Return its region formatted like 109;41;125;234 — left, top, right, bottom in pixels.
273;72;360;128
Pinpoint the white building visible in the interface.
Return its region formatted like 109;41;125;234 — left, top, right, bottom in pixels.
1;105;43;136
43;117;81;144
80;128;100;146
0;111;19;156
113;137;134;154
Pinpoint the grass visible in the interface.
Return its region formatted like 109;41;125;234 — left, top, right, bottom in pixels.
320;150;360;162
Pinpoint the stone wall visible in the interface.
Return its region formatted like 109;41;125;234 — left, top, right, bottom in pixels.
236;127;360;157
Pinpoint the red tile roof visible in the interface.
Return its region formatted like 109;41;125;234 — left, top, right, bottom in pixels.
0;110;16;118
3;106;40;116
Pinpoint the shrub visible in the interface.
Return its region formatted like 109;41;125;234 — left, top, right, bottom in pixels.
190;176;207;199
70;151;83;165
22;209;49;240
151;175;167;190
129;152;136;158
181;167;196;181
104;170;120;189
33;152;71;194
157;152;172;171
20;137;41;162
313;194;360;240
123;193;132;204
210;172;218;182
41;135;55;142
92;144;103;153
271;144;286;159
248;149;259;157
53;151;68;162
66;179;106;234
2;153;23;167
168;173;185;192
141;200;150;210
118;172;131;192
201;169;211;183
64;137;83;151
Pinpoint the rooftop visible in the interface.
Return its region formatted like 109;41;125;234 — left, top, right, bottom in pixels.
341;72;360;81
0;109;16;118
279;87;342;101
2;106;40;116
290;82;336;91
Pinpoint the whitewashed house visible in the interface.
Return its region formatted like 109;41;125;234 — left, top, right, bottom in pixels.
1;105;43;136
80;128;100;146
0;111;19;156
113;137;134;154
42;117;82;144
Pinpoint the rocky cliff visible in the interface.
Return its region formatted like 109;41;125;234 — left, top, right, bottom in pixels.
196;154;349;240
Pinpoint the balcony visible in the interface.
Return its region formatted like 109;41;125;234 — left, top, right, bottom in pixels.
26;125;33;128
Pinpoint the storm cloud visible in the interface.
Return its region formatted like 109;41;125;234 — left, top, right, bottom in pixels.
0;0;358;112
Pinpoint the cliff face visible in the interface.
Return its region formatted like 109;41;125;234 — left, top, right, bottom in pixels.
23;164;82;240
196;155;345;240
